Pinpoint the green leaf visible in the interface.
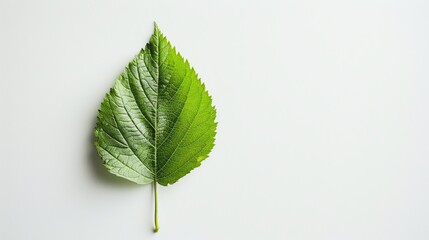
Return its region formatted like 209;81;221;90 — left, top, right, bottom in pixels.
94;23;217;231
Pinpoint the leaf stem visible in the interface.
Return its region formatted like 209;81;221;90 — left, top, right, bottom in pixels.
153;181;159;233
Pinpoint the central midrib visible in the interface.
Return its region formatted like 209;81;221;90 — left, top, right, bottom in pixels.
153;31;161;181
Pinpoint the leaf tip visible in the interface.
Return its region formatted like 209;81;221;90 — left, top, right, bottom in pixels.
153;21;160;33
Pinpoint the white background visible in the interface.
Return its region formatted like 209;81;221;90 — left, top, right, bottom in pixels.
1;0;428;239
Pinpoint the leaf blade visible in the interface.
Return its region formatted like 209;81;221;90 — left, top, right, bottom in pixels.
95;24;217;186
